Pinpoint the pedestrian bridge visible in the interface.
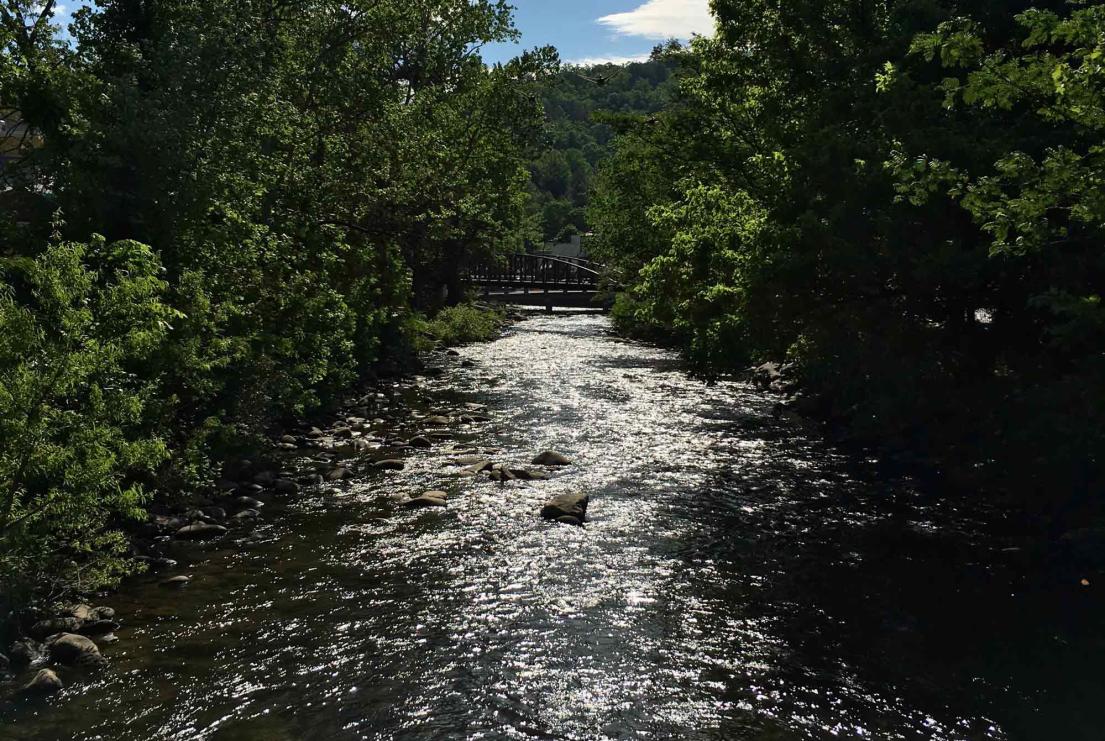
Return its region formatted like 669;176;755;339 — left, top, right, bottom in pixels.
464;253;609;310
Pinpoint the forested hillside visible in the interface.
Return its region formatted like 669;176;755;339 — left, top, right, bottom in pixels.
590;0;1105;510
0;0;553;606
526;52;677;244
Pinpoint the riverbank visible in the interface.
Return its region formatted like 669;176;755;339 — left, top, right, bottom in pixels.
0;304;524;700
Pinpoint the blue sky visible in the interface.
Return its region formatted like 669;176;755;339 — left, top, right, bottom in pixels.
483;0;714;66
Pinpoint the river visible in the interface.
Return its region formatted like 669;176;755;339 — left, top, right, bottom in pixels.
1;314;1100;740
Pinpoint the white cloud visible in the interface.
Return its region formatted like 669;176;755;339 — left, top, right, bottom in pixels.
597;0;714;40
565;54;651;67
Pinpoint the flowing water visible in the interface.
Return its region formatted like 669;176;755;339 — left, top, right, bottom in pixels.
1;314;1101;740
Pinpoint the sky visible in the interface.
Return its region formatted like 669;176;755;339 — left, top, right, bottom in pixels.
45;0;716;67
482;0;715;66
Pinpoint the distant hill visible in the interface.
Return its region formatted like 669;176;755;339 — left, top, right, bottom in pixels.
527;49;679;244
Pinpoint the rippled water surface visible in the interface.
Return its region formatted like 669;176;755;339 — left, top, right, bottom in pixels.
3;315;1102;740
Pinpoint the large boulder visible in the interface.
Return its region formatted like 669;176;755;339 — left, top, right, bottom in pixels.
46;633;106;667
540;493;589;522
531;451;572;466
20;668;63;696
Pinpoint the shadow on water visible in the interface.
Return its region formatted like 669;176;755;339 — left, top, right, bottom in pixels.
1;314;1102;740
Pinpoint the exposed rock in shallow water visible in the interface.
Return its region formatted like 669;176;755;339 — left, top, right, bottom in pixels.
47;633;106;667
29;618;81;641
425;415;451;426
160;575;192;588
77;619;120;637
203;506;227;521
253;471;277;486
462;460;494;474
0;652;9;673
541;493;589;521
404;492;448;509
409;436;433;448
174;523;229;540
508;468;550;481
235;496;264;509
20;668;63;696
274;478;299;494
374;460;405;471
556;515;583;527
531;451;572;466
8;640;39;668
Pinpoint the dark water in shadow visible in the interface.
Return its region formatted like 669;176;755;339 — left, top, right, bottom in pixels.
1;315;1102;740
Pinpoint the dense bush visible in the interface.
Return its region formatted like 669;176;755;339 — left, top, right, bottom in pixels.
0;237;171;607
421;304;507;347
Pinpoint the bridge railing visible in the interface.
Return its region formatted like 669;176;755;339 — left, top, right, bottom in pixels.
464;253;602;290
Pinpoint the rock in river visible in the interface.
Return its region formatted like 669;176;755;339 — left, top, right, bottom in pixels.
531;451;572;466
274;478;299;495
78;619;120;637
374;459;405;471
29;618;82;641
8;640;39;668
175;523;229;540
20;669;63;696
408;436;434;449
160;575;192;589
47;633;106;667
404;491;448;509
540;493;589;521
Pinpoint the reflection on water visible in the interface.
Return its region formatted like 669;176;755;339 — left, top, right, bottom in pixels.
2;314;1103;740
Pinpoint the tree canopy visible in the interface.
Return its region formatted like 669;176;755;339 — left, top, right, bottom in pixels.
590;0;1104;507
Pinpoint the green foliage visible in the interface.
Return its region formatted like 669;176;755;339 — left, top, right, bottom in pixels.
0;237;171;603
0;0;550;604
421;304;507;347
592;0;1105;505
